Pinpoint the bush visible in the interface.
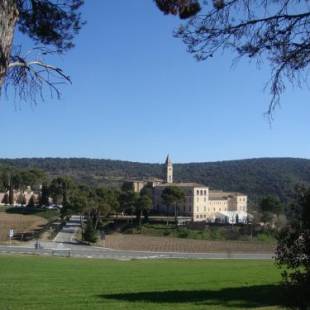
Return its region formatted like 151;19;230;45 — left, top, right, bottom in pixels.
163;230;171;236
256;233;275;243
177;228;189;238
82;221;97;243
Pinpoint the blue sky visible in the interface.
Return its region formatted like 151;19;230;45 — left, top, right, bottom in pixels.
1;1;309;163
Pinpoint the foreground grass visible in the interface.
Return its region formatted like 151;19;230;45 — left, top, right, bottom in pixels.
0;256;284;310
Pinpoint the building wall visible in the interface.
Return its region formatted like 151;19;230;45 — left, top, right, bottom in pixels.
0;193;5;204
209;199;229;213
0;190;38;205
152;185;248;223
192;187;209;221
132;181;147;193
166;164;173;183
236;195;247;212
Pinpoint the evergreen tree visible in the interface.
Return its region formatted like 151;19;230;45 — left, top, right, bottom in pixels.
161;186;185;224
276;186;310;309
9;186;14;205
28;195;36;207
40;183;50;206
2;193;9;205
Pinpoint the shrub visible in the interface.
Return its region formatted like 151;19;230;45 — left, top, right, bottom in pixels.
177;228;189;238
82;221;97;243
163;230;171;236
257;233;275;243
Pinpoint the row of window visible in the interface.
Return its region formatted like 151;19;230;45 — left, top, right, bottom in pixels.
196;214;207;219
196;207;228;212
211;201;226;204
196;189;207;196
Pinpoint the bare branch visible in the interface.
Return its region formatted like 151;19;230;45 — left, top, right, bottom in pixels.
3;47;71;105
168;0;310;115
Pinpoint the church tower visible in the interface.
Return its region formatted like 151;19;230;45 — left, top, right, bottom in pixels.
165;155;173;184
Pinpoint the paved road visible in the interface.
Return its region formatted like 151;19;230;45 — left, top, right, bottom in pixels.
0;215;274;260
0;242;274;260
53;215;81;243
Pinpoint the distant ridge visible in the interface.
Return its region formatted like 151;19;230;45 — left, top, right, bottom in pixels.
0;157;309;203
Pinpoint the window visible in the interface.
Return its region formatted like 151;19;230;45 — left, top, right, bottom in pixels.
200;190;203;195
197;190;199;195
204;190;207;195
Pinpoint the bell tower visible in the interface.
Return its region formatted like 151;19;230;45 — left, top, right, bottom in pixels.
165;155;173;184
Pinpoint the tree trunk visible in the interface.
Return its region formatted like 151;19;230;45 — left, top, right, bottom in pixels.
0;0;19;87
174;202;178;227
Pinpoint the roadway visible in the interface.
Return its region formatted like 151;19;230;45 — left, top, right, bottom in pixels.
53;215;81;243
0;215;274;260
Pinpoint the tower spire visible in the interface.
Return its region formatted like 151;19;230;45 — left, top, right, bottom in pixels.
165;154;173;183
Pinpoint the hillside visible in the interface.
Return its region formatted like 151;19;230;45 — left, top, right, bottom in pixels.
0;157;310;203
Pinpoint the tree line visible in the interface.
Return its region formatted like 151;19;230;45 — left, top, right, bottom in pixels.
1;157;310;205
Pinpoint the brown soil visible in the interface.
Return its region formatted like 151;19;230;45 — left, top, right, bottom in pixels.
0;213;47;241
103;233;275;253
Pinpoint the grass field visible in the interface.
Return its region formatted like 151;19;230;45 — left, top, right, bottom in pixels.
0;256;285;310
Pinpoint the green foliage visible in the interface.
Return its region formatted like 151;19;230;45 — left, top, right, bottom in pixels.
256;233;275;243
1;157;308;206
9;187;14;205
27;195;36;207
276;186;310;309
260;196;284;215
161;186;185;207
39;182;50;206
176;228;189;238
2;193;9;204
136;195;153;225
6;207;59;221
119;190;139;215
120;222;277;243
49;176;75;205
0;166;46;191
82;220;98;243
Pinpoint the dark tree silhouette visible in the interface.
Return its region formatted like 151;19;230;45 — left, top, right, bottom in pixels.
155;0;201;19
276;186;310;309
156;0;310;114
0;0;84;103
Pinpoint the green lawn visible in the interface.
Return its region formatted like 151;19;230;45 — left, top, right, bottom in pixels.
0;256;285;310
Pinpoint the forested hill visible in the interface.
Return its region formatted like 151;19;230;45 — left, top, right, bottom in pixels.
0;157;310;202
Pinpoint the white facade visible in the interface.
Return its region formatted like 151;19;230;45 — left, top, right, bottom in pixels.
152;155;249;223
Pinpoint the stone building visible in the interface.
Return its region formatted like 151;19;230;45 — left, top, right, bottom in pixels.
152;156;248;223
0;187;38;206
